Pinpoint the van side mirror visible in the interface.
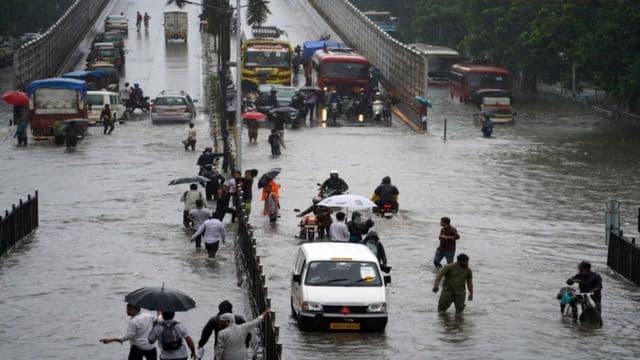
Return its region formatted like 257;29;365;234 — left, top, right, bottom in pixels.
292;274;301;284
383;275;391;285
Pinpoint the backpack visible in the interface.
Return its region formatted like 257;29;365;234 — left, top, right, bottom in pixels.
160;321;183;351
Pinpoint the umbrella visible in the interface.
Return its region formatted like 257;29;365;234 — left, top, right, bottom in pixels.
317;194;377;209
2;91;29;106
258;167;281;188
169;176;210;185
414;96;433;109
270;107;297;114
242;111;267;121
124;285;196;312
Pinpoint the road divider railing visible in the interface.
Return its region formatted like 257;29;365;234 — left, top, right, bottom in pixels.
0;192;39;257
13;0;110;90
309;0;427;123
608;230;640;286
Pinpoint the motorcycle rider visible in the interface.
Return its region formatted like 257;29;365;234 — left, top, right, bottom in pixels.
197;147;224;173
290;90;306;127
355;88;369;115
320;170;348;196
129;83;146;110
326;90;340;108
371;176;399;211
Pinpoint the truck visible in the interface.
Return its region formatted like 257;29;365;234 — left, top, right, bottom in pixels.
164;10;188;42
27;78;88;139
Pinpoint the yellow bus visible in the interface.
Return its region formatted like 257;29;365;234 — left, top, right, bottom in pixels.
241;26;293;91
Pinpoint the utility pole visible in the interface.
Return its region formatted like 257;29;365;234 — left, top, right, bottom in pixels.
235;0;242;170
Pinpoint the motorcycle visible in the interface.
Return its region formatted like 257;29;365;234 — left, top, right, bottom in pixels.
372;99;383;123
298;214;319;241
127;96;151;114
373;201;396;219
557;287;602;325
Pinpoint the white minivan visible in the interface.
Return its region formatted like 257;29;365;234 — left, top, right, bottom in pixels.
290;242;390;331
85;91;124;125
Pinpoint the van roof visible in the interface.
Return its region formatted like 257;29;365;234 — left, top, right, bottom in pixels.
301;242;378;263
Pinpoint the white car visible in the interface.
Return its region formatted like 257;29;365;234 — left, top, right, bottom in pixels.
151;90;197;124
85;91;124;125
290;242;390;331
104;15;129;34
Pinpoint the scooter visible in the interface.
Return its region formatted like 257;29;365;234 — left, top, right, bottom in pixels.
126;96;151;114
372;99;383;123
557;287;602;325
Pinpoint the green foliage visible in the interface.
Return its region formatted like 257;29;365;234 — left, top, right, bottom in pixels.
246;0;271;27
0;0;74;36
354;0;640;108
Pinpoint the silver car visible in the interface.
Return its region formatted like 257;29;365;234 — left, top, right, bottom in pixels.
151;91;197;124
105;15;129;34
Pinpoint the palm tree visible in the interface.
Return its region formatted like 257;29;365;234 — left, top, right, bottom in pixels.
246;0;271;27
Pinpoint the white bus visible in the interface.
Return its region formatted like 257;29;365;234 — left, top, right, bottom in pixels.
409;43;462;86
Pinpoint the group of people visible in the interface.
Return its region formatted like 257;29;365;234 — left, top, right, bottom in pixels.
100;300;269;360
135;11;151;31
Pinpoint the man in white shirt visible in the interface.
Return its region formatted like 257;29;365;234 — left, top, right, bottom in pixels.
192;217;225;258
189;199;212;249
183;123;197;151
329;212;349;241
181;184;206;227
100;304;157;360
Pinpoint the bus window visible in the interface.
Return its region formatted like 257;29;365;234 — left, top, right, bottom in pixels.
322;62;369;79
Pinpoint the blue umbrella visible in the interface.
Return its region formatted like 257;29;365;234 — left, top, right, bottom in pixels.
415;96;433;109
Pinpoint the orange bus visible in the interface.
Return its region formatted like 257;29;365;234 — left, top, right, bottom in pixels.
449;64;510;102
311;47;371;97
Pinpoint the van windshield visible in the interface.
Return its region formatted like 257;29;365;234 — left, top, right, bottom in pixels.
305;261;382;287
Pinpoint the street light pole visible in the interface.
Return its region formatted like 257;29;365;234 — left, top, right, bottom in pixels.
235;0;242;170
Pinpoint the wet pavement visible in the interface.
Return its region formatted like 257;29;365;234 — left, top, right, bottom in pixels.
1;0;640;359
0;1;247;359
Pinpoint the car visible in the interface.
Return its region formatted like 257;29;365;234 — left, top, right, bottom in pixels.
18;32;40;45
92;31;125;49
85;90;125;125
257;84;296;107
86;46;124;70
104;15;129;34
290;242;390;332
151;91;197;123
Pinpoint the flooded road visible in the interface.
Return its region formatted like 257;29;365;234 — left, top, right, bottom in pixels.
0;1;248;359
1;0;640;359
236;1;640;359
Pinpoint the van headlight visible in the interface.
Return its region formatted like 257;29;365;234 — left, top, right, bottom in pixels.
367;303;386;313
302;302;323;312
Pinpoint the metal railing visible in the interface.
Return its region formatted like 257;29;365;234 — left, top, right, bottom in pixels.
0;192;39;257
12;0;110;90
607;231;640;286
308;0;427;110
204;33;281;359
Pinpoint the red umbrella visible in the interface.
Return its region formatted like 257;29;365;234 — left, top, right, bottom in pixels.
2;91;29;106
242;111;267;121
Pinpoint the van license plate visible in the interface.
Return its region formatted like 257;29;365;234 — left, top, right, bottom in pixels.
329;323;360;330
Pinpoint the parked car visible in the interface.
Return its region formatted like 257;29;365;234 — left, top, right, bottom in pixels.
85;90;125;125
92;31;125;49
290;242;390;332
86;46;124;70
104;15;129;34
18;32;41;44
151;90;197;123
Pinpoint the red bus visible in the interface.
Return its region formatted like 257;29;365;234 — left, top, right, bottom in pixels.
449;64;510;102
311;47;370;97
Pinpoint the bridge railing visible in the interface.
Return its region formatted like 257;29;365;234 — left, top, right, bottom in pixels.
608;231;640;286
309;0;427;111
13;0;110;90
0;192;39;257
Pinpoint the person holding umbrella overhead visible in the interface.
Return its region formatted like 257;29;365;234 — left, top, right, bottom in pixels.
259;168;281;207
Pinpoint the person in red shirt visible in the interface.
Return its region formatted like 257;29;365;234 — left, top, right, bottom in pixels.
433;217;460;269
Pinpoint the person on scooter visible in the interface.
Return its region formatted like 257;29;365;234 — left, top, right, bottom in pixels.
326;90;340;108
320;170;348;196
371;176;399;212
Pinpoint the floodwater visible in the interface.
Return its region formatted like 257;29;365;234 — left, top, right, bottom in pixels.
0;1;248;359
1;0;640;359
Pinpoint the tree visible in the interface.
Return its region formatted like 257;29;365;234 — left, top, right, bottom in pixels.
246;0;271;27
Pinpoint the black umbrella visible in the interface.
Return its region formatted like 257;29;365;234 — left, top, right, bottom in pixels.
169;176;210;185
124;285;196;312
258;167;281;188
270;107;296;114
